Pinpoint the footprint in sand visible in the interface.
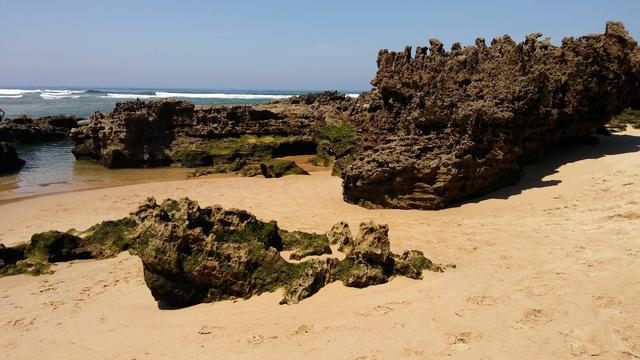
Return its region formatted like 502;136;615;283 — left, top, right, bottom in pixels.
357;300;410;317
197;325;223;335
446;331;483;353
247;334;264;345
401;348;425;357
465;295;497;306
562;328;603;357
514;309;553;328
292;324;313;336
593;295;623;309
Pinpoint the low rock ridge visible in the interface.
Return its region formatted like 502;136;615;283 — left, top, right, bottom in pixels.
0;115;83;144
0;197;443;306
70;92;359;173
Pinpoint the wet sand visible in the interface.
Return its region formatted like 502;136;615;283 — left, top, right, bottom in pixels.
0;129;639;359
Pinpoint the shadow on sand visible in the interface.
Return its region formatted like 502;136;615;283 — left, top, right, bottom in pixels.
455;132;640;206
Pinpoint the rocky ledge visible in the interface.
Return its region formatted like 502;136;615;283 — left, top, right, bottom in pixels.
0;197;441;306
70;92;359;176
0;142;25;174
0;115;83;144
341;22;640;209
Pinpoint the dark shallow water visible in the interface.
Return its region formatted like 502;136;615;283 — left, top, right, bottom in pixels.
0;140;191;203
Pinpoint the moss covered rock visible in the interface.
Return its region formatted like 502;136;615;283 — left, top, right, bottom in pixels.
310;124;357;175
171;135;315;168
607;108;640;132
131;197;440;307
280;230;332;260
327;221;354;252
0;218;137;277
260;159;308;178
5;197;442;306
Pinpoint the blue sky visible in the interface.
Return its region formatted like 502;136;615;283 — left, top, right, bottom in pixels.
1;0;638;91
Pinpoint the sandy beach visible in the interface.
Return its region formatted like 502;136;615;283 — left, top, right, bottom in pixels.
0;128;637;359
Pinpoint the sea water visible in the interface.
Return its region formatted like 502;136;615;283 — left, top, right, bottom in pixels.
0;87;318;118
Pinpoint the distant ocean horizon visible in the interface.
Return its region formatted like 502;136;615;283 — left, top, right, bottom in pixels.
0;87;362;118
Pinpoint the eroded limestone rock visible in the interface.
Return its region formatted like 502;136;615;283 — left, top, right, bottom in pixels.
0;115;82;144
342;22;640;209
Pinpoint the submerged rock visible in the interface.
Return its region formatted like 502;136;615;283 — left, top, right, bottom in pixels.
0;142;25;174
342;22;640;209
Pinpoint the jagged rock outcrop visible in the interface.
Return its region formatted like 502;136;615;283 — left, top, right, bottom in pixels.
130;197;438;306
0;196;440;305
0;115;82;143
70;93;358;169
342;21;640;209
0;142;25;174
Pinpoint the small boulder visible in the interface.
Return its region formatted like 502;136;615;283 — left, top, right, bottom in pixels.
349;221;391;263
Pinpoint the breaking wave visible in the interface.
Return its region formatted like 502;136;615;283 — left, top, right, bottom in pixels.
0;88;359;102
104;92;294;100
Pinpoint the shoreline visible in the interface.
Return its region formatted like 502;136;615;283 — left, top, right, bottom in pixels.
0;154;325;206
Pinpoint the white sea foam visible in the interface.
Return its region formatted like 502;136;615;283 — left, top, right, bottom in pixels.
0;95;23;98
40;90;86;100
0;89;41;95
155;92;293;99
104;93;159;99
40;94;83;100
103;92;294;100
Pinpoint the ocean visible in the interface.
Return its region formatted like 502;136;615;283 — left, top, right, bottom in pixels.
0;87;361;202
0;87;360;119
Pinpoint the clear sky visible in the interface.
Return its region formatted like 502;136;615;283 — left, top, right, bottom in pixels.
1;0;638;91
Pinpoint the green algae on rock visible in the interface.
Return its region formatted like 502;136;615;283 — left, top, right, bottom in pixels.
607;108;640;132
172;135;313;178
280;230;332;261
131;197;439;306
1;196;442;306
170;135;315;168
0;218;137;277
259;159;309;178
309;124;357;176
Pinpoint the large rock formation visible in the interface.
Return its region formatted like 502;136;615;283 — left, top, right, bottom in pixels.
68;22;639;209
342;22;640;209
0;142;25;174
70;93;358;169
0;115;82;144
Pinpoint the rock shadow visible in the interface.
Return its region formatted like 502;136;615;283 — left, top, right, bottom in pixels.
453;132;640;206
